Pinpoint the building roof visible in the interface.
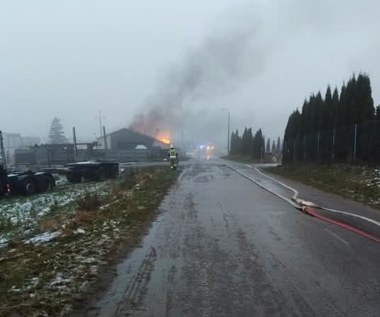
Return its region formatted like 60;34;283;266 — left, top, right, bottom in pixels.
98;128;169;149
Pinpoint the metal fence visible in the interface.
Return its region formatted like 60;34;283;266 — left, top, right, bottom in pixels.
14;146;169;169
283;119;380;164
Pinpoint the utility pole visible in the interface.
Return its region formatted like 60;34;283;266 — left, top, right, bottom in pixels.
103;126;108;152
0;131;7;170
95;110;105;138
72;127;78;161
353;124;357;161
227;111;230;155
98;110;103;138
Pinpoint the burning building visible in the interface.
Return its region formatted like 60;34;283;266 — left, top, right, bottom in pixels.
96;128;169;151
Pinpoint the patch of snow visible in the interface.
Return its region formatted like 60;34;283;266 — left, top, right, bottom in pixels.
0;181;110;243
9;286;21;293
0;237;8;248
25;231;62;245
81;256;97;265
25;277;40;290
74;228;85;234
50;272;72;286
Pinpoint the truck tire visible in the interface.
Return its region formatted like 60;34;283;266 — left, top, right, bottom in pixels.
97;167;106;181
66;172;82;183
23;178;37;195
110;165;119;179
42;175;54;192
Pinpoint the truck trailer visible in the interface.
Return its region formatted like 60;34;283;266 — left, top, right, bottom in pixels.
64;161;119;183
0;131;55;196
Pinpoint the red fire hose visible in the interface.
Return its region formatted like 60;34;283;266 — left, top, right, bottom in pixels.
302;206;380;244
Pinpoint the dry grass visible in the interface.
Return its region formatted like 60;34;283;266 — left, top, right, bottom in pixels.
0;167;178;317
267;163;380;209
38;218;62;232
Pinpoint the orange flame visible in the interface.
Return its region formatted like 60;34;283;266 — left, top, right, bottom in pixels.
159;137;171;145
156;131;171;145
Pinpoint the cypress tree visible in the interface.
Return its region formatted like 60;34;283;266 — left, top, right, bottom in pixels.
276;137;281;154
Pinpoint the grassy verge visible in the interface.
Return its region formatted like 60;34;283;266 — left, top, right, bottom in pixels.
0;167;178;317
266;164;380;209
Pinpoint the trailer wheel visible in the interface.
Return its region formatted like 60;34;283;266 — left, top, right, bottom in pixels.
110;165;119;179
23;178;37;195
97;167;106;181
66;172;82;183
43;176;55;192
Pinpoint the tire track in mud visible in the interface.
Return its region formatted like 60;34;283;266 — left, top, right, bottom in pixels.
164;164;237;317
122;165;208;316
114;247;157;316
235;228;318;317
216;195;318;317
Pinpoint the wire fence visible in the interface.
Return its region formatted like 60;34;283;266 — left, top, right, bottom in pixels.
283;118;380;164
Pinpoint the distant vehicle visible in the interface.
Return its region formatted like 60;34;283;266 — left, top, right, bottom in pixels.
0;131;55;196
64;161;119;183
198;143;215;160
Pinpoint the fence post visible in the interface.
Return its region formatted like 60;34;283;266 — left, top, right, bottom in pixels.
332;128;335;161
317;131;320;161
303;135;306;160
353;124;357;161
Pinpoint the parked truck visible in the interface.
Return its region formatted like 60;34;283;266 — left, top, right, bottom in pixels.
0;131;55;196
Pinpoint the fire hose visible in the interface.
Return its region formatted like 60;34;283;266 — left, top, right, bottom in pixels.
226;162;380;244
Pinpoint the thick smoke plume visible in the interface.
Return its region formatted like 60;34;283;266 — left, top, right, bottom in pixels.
129;10;271;145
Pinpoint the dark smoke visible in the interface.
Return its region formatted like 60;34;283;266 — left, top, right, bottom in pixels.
129;10;271;145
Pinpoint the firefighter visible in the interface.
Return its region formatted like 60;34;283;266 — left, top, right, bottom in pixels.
168;144;178;170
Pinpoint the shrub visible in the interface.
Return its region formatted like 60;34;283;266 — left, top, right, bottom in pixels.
76;192;102;211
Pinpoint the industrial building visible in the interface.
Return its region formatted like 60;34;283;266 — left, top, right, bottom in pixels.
94;128;169;162
13;128;169;168
96;128;168;151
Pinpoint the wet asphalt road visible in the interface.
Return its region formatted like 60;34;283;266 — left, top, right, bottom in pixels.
90;159;380;317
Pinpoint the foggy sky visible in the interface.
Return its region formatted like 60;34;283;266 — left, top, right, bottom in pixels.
1;0;380;149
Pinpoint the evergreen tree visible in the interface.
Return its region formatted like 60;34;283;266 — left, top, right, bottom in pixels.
266;138;271;153
252;129;265;160
319;86;333;162
283;110;301;163
276;137;281;154
323;86;333;130
230;131;236;155
48;117;67;144
331;87;340;128
241;128;253;156
356;74;374;122
283;73;377;164
355;74;375;161
230;130;242;156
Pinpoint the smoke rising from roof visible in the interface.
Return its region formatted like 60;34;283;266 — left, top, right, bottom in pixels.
129;10;272;144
